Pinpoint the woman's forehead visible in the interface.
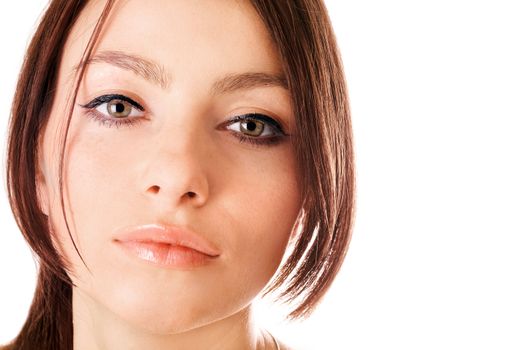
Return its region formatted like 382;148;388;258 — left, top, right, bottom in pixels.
60;0;284;85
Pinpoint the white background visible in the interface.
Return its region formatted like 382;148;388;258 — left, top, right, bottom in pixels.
1;1;524;349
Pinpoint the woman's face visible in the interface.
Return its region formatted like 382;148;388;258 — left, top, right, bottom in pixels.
36;0;301;333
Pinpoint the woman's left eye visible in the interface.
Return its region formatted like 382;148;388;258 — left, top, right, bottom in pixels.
222;113;288;148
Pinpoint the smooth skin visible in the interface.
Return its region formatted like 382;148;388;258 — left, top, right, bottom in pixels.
35;0;301;349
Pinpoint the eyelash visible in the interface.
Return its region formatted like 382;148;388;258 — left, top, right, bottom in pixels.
78;93;288;148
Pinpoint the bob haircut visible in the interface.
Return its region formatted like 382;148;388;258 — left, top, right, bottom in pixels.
3;0;355;349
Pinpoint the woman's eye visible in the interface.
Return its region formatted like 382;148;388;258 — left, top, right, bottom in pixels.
79;94;145;128
224;113;289;148
226;116;277;137
100;99;138;118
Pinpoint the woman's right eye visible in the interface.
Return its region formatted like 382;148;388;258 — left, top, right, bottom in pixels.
79;94;146;128
98;99;140;118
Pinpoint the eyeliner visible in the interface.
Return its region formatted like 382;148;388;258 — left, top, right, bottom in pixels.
80;94;145;111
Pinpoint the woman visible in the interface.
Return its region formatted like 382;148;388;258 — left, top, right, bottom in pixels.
2;0;354;349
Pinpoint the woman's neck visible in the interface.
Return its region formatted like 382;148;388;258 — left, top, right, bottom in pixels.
72;287;272;350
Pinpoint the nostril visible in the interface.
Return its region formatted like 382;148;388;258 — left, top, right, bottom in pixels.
187;191;196;198
149;185;160;194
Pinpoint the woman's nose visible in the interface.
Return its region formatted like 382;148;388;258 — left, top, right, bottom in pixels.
139;123;210;209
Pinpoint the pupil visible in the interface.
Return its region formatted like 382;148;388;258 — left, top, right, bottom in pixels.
115;103;125;113
247;121;256;131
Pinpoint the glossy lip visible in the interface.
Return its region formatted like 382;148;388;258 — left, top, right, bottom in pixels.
112;224;220;268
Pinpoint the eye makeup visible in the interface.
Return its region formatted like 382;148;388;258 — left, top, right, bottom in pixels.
78;93;290;148
81;93;145;111
79;93;145;128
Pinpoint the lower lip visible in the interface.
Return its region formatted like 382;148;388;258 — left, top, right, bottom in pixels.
114;241;216;269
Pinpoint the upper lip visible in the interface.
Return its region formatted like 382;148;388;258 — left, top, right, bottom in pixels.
113;223;221;257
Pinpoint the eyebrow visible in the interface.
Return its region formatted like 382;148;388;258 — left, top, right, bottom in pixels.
75;50;171;89
211;71;289;95
74;50;289;94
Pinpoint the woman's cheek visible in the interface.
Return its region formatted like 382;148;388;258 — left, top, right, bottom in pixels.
233;191;298;283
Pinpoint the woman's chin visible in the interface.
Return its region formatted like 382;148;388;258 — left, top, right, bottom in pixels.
94;289;230;335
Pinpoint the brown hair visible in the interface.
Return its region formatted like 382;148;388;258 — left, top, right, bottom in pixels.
3;0;354;349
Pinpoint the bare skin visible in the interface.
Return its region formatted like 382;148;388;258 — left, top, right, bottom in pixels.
36;0;301;349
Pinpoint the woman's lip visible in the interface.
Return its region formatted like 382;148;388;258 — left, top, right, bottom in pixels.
112;223;221;257
114;241;216;269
